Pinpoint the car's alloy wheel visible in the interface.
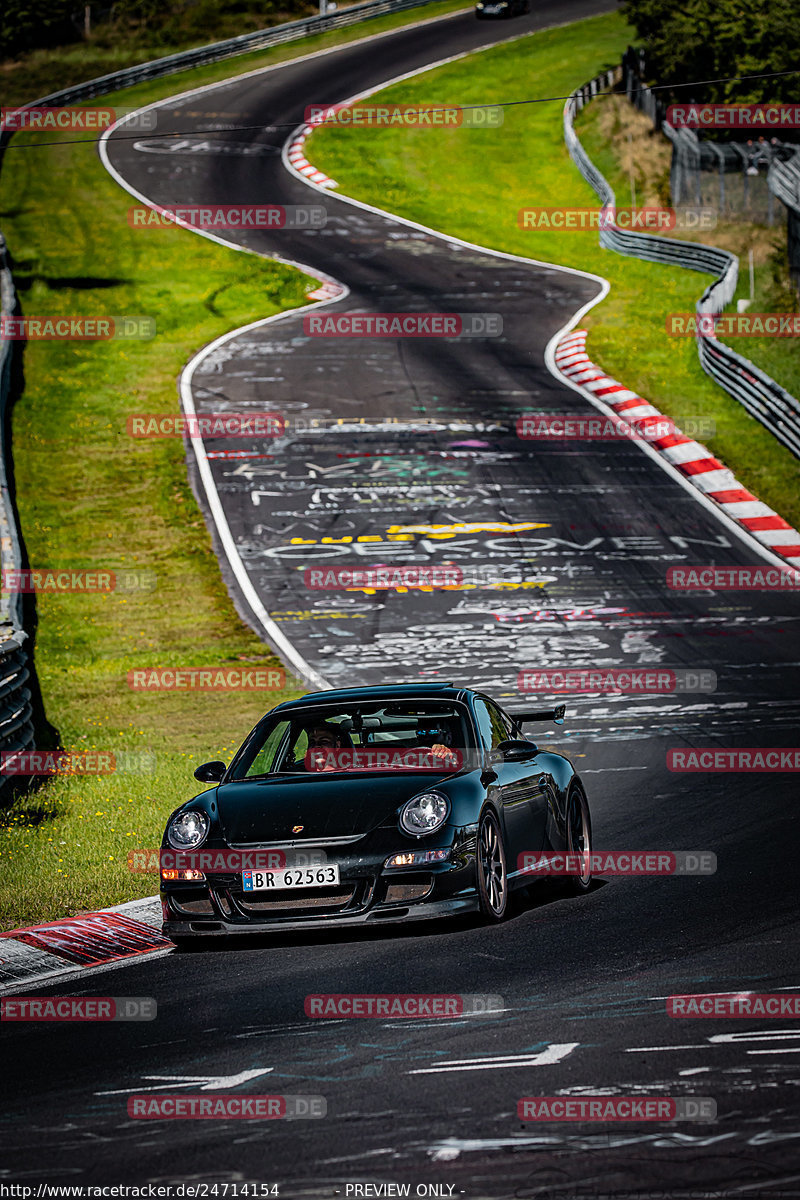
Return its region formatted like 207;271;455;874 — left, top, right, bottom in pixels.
565;784;592;893
477;809;508;920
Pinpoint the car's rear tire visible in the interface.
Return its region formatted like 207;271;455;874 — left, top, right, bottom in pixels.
564;783;592;893
477;809;508;920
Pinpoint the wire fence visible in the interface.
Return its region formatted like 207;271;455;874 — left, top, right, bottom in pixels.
565;68;800;462
622;49;795;228
663;124;790;226
622;46;666;129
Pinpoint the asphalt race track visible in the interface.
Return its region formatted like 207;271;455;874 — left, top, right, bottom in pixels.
3;1;800;1193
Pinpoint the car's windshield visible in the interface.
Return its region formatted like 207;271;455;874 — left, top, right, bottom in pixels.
230;700;475;780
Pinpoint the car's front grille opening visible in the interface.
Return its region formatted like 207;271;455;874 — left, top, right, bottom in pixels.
383;877;433;904
174;898;215;916
236;884;357;915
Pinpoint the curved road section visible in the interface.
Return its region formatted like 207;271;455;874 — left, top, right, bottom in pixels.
4;2;795;1193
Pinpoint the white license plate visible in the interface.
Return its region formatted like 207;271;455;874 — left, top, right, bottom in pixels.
242;865;340;891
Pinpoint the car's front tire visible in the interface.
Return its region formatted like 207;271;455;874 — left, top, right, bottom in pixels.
564;782;592;893
477;809;508;920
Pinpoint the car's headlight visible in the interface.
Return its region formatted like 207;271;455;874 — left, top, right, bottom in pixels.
385;849;450;868
167;810;210;850
399;791;449;837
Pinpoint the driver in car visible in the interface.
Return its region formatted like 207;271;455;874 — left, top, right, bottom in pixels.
306;723;348;772
416;723;460;767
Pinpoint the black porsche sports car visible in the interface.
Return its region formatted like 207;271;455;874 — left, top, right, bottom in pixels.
160;683;592;941
475;0;529;17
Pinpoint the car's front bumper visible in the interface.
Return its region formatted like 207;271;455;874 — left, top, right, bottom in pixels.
163;893;479;938
161;837;479;938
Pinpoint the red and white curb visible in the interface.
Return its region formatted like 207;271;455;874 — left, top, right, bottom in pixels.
554;330;800;569
286;111;340;189
306;280;345;302
286;112;346;302
0;896;170;994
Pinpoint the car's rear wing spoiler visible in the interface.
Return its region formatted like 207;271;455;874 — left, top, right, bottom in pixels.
507;704;566;726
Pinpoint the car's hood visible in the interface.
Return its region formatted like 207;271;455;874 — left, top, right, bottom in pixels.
215;771;454;844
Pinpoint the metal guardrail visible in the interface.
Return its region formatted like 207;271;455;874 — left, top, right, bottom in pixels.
1;0;439;124
565;69;800;461
0;236;35;783
769;153;800;213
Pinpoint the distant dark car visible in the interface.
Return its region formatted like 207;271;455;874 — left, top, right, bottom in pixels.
475;0;529;16
160;683;592;942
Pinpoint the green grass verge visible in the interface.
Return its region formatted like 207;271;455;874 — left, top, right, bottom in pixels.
306;9;800;527
0;0;476;930
0;153;312;928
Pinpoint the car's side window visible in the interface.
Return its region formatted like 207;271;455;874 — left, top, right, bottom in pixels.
474;698;515;751
496;703;527;742
244;720;291;777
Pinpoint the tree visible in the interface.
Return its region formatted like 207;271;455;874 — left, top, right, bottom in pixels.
621;0;800;103
0;0;76;57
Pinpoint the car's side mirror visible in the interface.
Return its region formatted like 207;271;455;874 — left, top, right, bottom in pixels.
194;760;227;783
491;739;539;764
